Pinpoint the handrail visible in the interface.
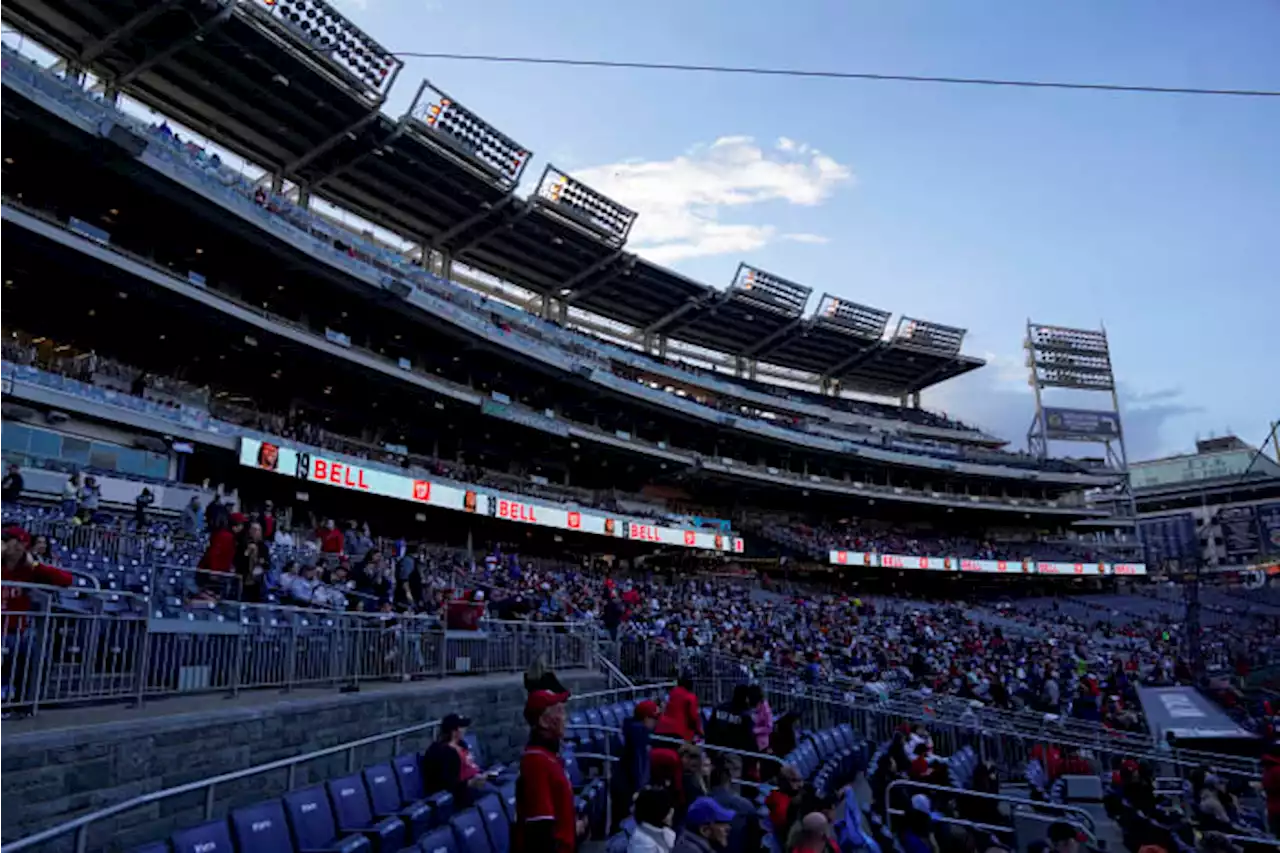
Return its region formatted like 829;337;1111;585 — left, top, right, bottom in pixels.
2;580;144;602
596;653;636;689
885;779;1097;832
4;684;667;853
1;716;445;853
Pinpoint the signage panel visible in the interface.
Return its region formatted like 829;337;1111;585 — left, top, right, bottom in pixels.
239;438;743;553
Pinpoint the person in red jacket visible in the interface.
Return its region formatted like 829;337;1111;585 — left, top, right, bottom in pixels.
3;526;74;715
655;672;703;742
515;689;581;853
1262;747;1280;838
197;512;244;599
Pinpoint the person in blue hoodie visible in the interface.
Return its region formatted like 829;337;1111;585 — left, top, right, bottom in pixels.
614;700;661;830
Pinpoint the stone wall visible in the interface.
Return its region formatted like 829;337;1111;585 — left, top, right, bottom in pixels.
1;671;607;852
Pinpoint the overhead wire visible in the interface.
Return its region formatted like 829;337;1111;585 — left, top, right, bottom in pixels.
390;52;1280;99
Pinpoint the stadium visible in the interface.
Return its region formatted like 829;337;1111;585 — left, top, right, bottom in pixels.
1;2;1278;853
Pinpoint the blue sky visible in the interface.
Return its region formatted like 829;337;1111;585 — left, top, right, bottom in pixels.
337;0;1280;460
23;1;1280;460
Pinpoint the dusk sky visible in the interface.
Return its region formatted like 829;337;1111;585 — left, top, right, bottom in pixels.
19;1;1279;459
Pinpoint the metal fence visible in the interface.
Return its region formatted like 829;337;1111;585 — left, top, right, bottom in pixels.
2;583;597;716
609;638;1264;785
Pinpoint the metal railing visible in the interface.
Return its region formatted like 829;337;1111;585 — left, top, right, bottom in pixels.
611;640;1264;784
2;586;597;716
2;683;661;853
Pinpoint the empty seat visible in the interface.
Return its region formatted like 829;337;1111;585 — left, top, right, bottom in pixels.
474;794;509;853
417;827;458;853
393;753;425;802
326;775;406;853
282;786;371;853
171;820;234;853
426;791;455;828
129;843;171;853
449;808;492;853
364;763;432;840
497;782;518;824
230;800;295;853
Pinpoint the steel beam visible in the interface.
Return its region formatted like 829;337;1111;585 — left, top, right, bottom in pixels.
79;0;182;65
115;4;233;87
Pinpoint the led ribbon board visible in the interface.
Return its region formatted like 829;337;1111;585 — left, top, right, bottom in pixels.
829;550;1146;575
240;438;744;553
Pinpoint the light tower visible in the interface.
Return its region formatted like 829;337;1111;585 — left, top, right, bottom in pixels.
1024;321;1132;514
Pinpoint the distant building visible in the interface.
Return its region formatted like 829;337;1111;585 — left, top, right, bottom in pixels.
1131;437;1280;572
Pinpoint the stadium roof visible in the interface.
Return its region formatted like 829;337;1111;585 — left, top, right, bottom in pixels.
1;0;984;398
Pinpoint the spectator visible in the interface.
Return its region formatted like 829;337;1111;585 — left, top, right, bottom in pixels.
2;526;74;716
2;464;24;503
766;766;803;834
749;684;773;753
61;472;80;519
280;562;324;607
260;500;277;540
205;493;229;534
676;744;711;824
616;700;661;828
135;487;155;528
318;518;344;554
79;476;101;521
790;813;836;853
235;521;269;602
628;787;676;853
1263;746;1280;838
655;672;703;742
708;756;757;853
673;797;735;853
1047;822;1082;853
197;512;244;599
422;713;490;805
770;711;801;762
515;688;580;853
180;495;203;537
898;803;936;853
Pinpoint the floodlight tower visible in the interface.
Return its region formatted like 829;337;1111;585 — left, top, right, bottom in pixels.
1024;321;1132;508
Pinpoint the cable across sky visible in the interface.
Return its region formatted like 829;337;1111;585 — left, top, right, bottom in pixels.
391;52;1280;99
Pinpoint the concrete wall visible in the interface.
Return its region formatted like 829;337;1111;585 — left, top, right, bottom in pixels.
1;671;607;853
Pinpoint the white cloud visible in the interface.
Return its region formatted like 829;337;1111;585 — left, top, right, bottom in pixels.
572;136;852;264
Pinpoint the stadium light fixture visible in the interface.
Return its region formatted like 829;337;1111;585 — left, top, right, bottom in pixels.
815;293;891;339
1024;323;1114;390
730;264;812;316
892;316;966;355
410;81;531;188
253;0;401;97
534;165;637;246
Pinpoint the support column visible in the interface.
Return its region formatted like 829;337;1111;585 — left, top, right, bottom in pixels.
910;391;921;408
297;185;311;208
657;336;669;359
270;174;284;194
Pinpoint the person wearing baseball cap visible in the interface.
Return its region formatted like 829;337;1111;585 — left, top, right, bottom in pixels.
422;712;488;805
673;796;735;853
1;522;73;706
614;700;663;830
514;688;579;853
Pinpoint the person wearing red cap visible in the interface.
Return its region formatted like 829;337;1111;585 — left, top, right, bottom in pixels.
614;700;662;829
3;526;74;713
515;689;580;853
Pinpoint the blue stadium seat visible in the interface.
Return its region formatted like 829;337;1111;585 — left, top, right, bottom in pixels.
364;763;432;840
394;753;426;802
498;782;518;824
171;820;234;853
326;775;406;853
282;787;371;853
230;800;296;853
416;826;458;853
474;794;509;853
426;791;455;828
449;808;492;853
560;743;583;789
129;843;171;853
